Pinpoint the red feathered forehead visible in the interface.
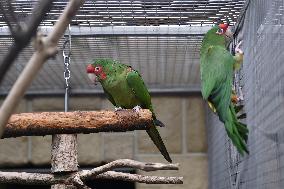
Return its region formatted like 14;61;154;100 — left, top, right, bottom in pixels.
86;64;95;73
219;23;229;31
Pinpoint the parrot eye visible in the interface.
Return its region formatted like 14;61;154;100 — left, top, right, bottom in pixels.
217;28;223;34
94;66;103;75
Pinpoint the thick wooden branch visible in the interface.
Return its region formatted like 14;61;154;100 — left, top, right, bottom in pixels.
0;171;182;185
0;172;57;185
96;171;183;184
2;110;152;138
0;0;85;137
0;159;183;185
72;175;91;189
0;1;19;37
0;0;54;84
80;159;179;180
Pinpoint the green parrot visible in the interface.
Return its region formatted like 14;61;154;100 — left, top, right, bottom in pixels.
200;23;249;155
86;59;172;162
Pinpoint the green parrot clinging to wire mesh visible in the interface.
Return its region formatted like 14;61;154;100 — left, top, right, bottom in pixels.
200;23;249;155
86;59;172;162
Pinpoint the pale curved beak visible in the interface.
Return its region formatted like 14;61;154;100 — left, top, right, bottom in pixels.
225;27;233;38
88;73;98;85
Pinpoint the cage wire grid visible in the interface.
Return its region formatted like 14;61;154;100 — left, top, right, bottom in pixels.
207;0;284;189
0;0;245;95
3;0;284;189
4;0;284;189
1;1;284;188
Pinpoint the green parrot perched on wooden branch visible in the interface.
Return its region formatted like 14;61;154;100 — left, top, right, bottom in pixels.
86;59;172;162
200;23;249;155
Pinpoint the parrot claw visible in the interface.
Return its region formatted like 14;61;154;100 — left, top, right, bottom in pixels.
235;41;243;54
238;87;244;101
132;105;142;113
114;107;123;112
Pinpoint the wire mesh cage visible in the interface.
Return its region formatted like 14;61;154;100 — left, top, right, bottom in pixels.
207;0;284;188
5;0;284;188
0;0;245;95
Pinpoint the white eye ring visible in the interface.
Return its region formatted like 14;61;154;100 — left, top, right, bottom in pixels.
95;67;100;71
218;28;223;33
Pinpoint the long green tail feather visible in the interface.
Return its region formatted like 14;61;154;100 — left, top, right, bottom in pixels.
231;104;249;142
153;119;165;127
208;81;249;154
146;122;172;163
224;104;249;155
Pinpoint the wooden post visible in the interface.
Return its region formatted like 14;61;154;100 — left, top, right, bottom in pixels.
49;0;84;187
51;134;78;172
51;134;78;189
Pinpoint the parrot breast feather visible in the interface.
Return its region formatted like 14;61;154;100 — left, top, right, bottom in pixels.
200;46;234;99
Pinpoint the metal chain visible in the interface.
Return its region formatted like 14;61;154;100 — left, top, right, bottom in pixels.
63;24;71;112
63;25;71;88
63;46;71;87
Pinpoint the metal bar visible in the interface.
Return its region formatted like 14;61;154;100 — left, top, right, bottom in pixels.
233;0;251;37
0;86;201;97
0;26;211;37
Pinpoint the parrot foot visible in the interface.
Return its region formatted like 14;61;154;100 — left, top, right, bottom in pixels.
231;87;244;104
235;41;243;54
114;107;123;112
231;95;238;104
132;105;142;113
238;87;244;101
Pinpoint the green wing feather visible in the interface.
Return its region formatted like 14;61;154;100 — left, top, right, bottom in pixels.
200;45;249;155
126;70;172;162
125;70;152;110
102;86;117;106
200;46;233;100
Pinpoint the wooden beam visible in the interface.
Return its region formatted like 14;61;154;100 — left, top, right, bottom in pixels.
2;109;152;138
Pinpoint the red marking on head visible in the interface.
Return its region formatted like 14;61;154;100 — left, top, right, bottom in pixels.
100;72;107;80
86;64;95;73
87;64;106;80
219;23;229;32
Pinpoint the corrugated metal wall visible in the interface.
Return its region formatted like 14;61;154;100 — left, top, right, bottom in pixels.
0;0;245;95
207;0;284;188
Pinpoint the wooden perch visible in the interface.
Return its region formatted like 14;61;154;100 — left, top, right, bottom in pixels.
2;109;152;138
0;159;183;186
